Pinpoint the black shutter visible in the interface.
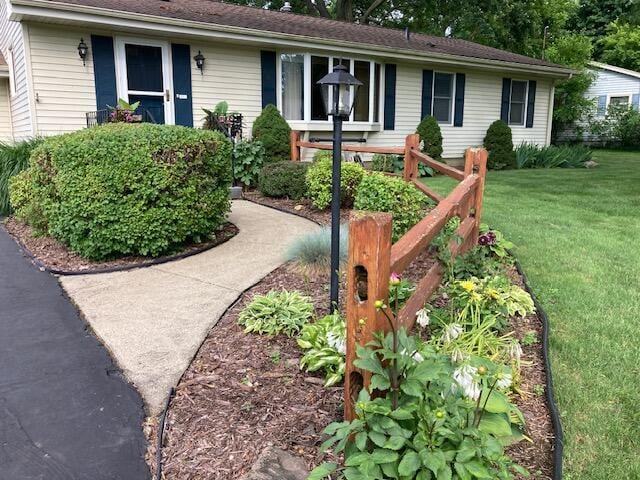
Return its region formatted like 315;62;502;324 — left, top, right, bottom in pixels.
171;44;193;127
260;51;277;109
91;35;117;111
384;64;396;130
453;73;465;127
525;80;536;128
421;69;433;120
500;78;511;123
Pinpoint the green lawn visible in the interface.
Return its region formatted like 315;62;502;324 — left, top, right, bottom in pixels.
426;150;640;479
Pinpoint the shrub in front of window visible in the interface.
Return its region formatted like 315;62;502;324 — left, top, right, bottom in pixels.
251;104;291;163
354;172;430;242
483;120;516;170
258;161;308;200
306;159;365;210
416;115;444;160
9;124;232;260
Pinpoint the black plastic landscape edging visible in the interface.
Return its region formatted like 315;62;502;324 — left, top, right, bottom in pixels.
3;222;238;276
512;255;564;480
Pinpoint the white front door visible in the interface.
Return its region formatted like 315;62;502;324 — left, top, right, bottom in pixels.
114;37;174;125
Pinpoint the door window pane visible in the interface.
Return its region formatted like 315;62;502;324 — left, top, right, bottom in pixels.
311;56;329;120
125;44;163;92
433;72;453;123
281;54;304;121
509;80;527;125
353;61;370;122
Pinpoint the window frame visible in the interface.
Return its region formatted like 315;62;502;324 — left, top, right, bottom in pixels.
607;94;631;108
507;79;529;126
276;52;382;128
7;48;17;97
430;70;456;126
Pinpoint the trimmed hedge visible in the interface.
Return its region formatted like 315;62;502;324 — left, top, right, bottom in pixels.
258;161;309;200
10;123;232;259
252;104;291;163
305;159;365;210
354;172;429;242
484;120;516;170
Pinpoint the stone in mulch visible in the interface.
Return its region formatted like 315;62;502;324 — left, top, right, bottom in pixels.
240;447;308;480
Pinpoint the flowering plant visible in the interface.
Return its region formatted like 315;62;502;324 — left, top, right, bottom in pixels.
297;312;346;387
107;98;140;123
479;225;514;258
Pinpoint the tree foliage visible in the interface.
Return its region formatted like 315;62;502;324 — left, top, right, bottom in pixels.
599;22;640;71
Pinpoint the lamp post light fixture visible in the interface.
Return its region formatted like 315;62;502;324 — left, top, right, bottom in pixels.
194;50;205;73
77;38;88;66
317;63;362;313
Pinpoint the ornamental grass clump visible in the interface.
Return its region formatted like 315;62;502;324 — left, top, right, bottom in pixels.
285;224;348;277
0;137;43;215
9;124;231;259
238;289;314;337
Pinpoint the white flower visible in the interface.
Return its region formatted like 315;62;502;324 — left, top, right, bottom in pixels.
443;323;463;343
326;331;346;355
452;365;480;401
508;342;523;361
496;373;512;390
416;308;430;328
412;351;424;363
451;348;468;364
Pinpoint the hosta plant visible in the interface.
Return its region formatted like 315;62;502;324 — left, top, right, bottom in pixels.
297;312;346;386
237;289;314;337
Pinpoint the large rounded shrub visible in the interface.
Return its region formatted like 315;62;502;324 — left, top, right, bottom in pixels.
484;120;516;170
252;104;291;163
10;123;232;259
416;115;443;160
305;159;365;210
354;173;430;242
258;161;308;200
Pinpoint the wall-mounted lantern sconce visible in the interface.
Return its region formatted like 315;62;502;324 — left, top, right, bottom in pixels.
77;38;88;66
194;50;205;73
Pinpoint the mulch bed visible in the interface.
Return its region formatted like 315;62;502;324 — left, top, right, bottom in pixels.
243;191;350;226
2;217;238;274
145;195;554;479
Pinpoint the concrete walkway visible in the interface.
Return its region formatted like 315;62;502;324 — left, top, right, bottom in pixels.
0;225;148;479
60;201;317;415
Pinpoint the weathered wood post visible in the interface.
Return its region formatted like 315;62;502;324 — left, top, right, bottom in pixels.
344;212;393;421
403;133;421;182
463;148;488;240
290;130;301;162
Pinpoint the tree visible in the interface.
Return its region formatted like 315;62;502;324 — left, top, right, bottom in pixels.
599;22;640;71
416;116;443;160
568;0;639;39
483;120;515;170
546;34;595;141
252;105;292;163
227;0;388;22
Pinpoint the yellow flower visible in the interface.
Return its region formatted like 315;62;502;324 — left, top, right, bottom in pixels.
459;280;476;292
486;288;500;300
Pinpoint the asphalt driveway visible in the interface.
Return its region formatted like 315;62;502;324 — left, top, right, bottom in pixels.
0;227;148;479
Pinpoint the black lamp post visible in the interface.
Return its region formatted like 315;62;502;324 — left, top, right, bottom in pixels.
317;64;362;313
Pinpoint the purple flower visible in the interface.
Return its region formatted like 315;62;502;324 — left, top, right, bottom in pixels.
479;231;497;246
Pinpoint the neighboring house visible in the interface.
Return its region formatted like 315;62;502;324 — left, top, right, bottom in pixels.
0;0;571;159
588;62;640;116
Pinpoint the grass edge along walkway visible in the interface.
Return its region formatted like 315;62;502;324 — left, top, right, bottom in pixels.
424;150;640;480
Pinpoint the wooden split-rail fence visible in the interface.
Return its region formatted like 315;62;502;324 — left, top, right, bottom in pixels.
289;131;488;420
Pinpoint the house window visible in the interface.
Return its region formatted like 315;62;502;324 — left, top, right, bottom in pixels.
7;48;16;96
508;80;528;125
609;95;630;107
279;53;380;123
432;72;454;124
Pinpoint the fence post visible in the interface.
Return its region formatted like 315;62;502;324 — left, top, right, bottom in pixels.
344;212;393;421
403;134;421;182
463;148;488;239
290;130;301;162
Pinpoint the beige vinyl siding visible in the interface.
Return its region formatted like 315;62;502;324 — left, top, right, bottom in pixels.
0;78;11;141
0;1;31;140
190;42;262;132
27;24;96;135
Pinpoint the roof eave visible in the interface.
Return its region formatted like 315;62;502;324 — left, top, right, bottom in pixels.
10;0;573;78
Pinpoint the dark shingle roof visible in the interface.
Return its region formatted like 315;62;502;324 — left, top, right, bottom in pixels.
37;0;567;71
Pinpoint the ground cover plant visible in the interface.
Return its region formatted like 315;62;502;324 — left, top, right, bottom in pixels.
9;124;231;259
424;150;640;479
0;138;43;215
238;289;314;337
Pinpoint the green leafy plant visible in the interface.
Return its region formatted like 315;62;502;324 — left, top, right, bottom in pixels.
478;225;514;259
416;115;443;160
370;153;396;173
9;124;231;259
258;161;309;200
354;172;431;242
521;331;538;347
297;312;346;386
306;159;365;210
313;150;335;162
484;120;515;170
233;139;265;187
0;138;43;215
252;104;291;163
107;98;141;123
514;142;593;169
590;104;640;149
388;274;416;308
285;224;348;276
238;289;314;337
